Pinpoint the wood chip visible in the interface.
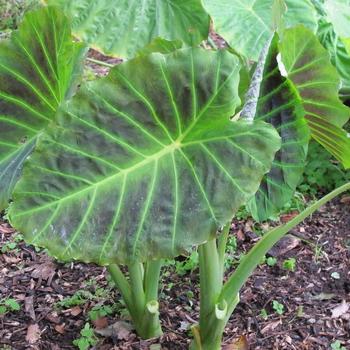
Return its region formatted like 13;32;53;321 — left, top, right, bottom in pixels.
261;320;282;335
331;300;349;318
31;261;56;280
54;324;65;334
0;224;15;234
25;295;36;320
25;324;40;344
95;320;133;340
268;234;300;257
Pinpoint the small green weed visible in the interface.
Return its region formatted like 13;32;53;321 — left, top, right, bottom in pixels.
0;298;21;315
272;300;284;315
331;340;346;350
88;304;116;321
260;308;268;320
235;205;251;221
313;238;326;263
73;323;98;350
1;242;17;253
224;236;239;270
1;234;23;254
283;258;296;272
266;257;278;267
56;290;95;309
175;250;199;275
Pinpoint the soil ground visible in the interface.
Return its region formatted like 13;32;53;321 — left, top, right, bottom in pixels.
1;198;349;350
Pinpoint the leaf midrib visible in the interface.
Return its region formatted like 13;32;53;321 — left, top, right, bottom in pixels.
13;140;180;217
13;128;256;218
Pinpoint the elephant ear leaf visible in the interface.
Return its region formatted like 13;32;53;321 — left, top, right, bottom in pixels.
323;0;350;39
203;0;317;61
244;35;309;221
246;27;350;221
315;0;350;99
343;38;350;56
317;20;350;100
0;7;86;211
45;0;210;58
9;48;280;264
280;26;350;169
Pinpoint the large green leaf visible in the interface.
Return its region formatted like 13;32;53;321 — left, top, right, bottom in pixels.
343;38;350;56
9;49;281;264
203;0;318;61
322;0;350;99
324;0;350;38
317;20;350;100
280;26;350;169
244;36;309;221
45;0;210;58
0;7;86;211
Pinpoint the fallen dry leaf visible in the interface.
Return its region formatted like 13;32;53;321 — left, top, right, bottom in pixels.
71;306;82;316
54;324;65;334
280;211;299;223
46;312;61;324
236;229;245;241
0;224;15;234
340;196;350;204
26;324;41;344
268;234;300;257
31;261;56;280
331;300;349;318
3;255;21;264
92;317;109;329
95;320;133;340
261;320;282;335
223;335;249;350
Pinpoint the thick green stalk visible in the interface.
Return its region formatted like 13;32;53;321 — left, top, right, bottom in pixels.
107;260;164;339
128;262;146;317
143;300;162;338
191;238;226;350
198;238;222;321
144;259;163;301
217;223;231;278
107;264;133;312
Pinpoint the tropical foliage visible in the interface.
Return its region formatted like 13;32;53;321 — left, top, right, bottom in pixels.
0;1;349;349
0;6;86;211
44;0;210;58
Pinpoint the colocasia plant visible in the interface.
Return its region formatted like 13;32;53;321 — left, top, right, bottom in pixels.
0;1;349;349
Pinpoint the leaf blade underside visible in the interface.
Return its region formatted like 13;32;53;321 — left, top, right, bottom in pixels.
280;26;350;169
9;49;281;264
245;36;309;221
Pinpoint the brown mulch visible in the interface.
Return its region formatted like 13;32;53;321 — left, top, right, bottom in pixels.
0;198;349;350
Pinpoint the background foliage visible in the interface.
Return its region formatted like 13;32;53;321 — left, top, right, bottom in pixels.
0;0;39;32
